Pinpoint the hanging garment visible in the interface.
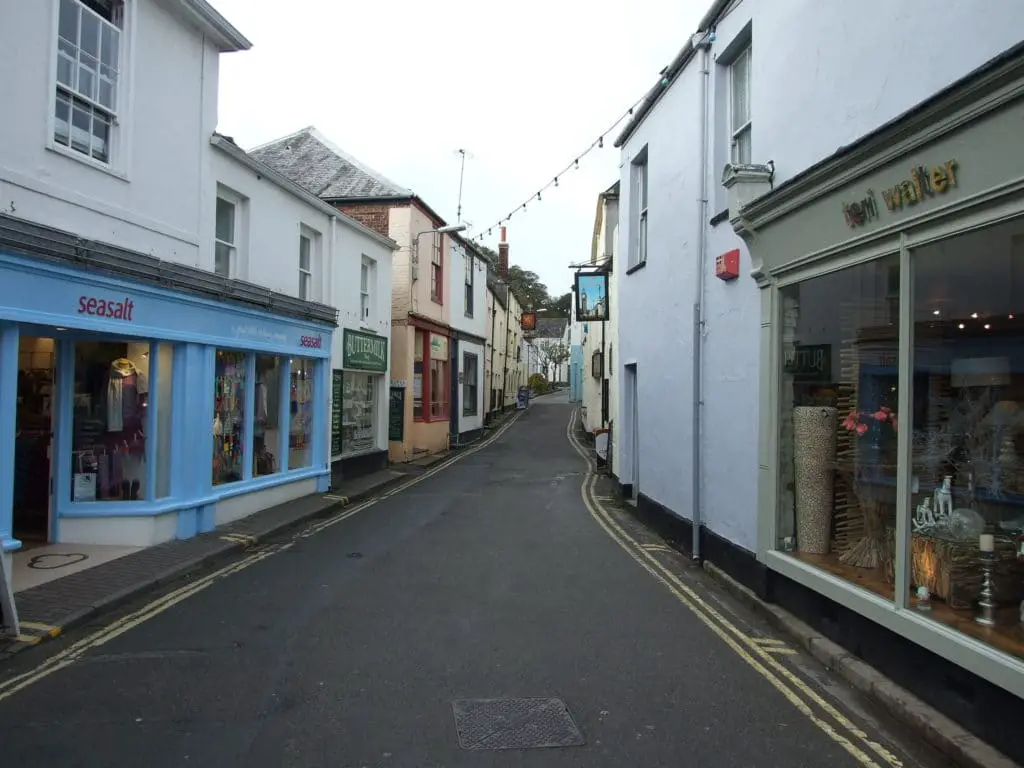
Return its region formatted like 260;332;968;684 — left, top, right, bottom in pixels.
107;375;124;431
255;381;269;423
106;358;139;432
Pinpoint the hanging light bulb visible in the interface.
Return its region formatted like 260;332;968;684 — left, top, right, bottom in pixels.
554;177;559;187
574;158;580;169
598;136;604;148
537;191;542;201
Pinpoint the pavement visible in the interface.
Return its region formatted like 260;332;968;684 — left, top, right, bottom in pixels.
0;393;974;766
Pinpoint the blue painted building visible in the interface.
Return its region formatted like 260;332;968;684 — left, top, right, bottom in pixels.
0;216;335;566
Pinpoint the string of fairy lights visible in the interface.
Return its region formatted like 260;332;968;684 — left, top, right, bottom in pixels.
470;79;669;245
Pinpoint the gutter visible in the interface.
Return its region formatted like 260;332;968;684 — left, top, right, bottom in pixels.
613;0;733;148
174;0;252;51
210;135;398;252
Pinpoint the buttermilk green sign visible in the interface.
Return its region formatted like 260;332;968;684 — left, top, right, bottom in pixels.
343;329;388;372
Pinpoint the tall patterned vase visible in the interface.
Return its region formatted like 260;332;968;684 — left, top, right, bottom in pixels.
793;406;838;555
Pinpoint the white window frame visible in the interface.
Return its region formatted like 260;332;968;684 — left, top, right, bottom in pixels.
214;196;237;278
462;352;479;416
298;234;312;300
729;45;752;165
631;150;648;268
360;255;374;325
51;0;126;170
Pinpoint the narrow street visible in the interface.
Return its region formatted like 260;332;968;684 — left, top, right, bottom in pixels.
0;394;937;767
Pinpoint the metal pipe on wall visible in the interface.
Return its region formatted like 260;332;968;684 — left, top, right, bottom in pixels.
692;32;713;562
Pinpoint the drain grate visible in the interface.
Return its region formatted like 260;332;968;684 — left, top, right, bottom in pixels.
451;697;585;751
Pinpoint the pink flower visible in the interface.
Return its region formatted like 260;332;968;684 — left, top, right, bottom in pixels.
892;416;898;433
881;406;892;414
856;423;869;435
873;410;888;422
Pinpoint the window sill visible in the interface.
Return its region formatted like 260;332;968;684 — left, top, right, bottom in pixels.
625;260;648;276
709;207;730;227
2;534;22;553
47;142;129;182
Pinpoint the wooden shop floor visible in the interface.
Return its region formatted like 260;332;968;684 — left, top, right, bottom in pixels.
790;551;1024;662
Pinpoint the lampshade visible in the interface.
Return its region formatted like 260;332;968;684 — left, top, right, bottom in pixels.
951;357;1011;387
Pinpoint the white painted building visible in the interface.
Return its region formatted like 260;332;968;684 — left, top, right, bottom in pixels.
449;239;488;442
613;0;1024;751
0;0;375;632
208;136;397;486
580;182;619;474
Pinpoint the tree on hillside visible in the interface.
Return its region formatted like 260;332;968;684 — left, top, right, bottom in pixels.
540;292;571;316
507;265;549;310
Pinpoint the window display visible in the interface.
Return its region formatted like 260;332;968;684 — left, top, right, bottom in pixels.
71;340;150;501
342;372;376;456
254;355;282;477
777;254;900;600
213;349;246;485
413;329;424;419
289;357;314;469
906;218;1024;660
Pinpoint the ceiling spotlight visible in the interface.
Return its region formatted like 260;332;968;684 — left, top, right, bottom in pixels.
958;323;965;330
971;312;979;319
932;310;940;316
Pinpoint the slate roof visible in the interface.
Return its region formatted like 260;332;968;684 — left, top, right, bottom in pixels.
534;317;568;339
249;127;413;201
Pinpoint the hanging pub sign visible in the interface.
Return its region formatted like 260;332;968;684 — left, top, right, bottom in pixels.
574;270;609;322
521;311;537;331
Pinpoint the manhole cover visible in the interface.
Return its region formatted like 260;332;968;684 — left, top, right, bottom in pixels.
451;697;585;751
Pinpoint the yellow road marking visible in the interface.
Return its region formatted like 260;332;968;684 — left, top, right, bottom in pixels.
18;622;60;636
13;635;41;645
565;410;901;768
0;410;524;701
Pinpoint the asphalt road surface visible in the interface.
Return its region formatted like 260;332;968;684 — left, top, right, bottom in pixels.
0;392;941;767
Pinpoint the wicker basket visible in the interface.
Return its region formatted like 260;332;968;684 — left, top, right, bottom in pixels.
885;529;1024;609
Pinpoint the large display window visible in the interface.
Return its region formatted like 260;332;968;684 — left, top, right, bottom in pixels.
777;254;901;600
289;357;314;469
776;216;1024;664
341;372;376;456
213;349;246;485
254;355;282;477
70;340;172;502
906;218;1024;660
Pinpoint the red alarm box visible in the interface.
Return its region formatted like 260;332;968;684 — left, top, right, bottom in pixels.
715;248;740;281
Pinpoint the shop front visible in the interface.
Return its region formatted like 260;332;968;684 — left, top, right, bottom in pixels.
726;46;1024;755
331;328;388;482
0;238;333;612
411;322;451;456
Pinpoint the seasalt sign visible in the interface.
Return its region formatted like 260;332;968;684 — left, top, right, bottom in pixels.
299;334;323;349
78;295;135;321
842;159;959;228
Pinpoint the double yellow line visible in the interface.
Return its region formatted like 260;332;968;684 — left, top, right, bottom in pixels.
0;411;523;702
565;409;903;768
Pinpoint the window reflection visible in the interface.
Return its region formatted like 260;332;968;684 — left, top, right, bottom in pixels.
778;254;900;600
908;218;1024;660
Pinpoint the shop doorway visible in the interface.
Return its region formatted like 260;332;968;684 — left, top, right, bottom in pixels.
14;336;56;544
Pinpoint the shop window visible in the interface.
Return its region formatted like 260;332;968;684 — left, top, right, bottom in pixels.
154;344;173;498
907;218;1024;660
54;0;122;164
342;372;376;455
289;358;314;469
430;358;448;419
254;355;282;477
71;340;150;502
213;349;246;486
413;329;424;419
463;353;478;416
777;253;900;600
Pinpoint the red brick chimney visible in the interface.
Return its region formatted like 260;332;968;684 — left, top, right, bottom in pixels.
498;226;509;277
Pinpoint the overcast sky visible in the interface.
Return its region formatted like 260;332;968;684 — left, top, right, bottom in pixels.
210;0;706;298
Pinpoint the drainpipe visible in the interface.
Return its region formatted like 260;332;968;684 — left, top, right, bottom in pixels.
488;304;497;422
692;31;713;562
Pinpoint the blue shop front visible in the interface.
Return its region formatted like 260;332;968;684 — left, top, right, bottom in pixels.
0;247;333;595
